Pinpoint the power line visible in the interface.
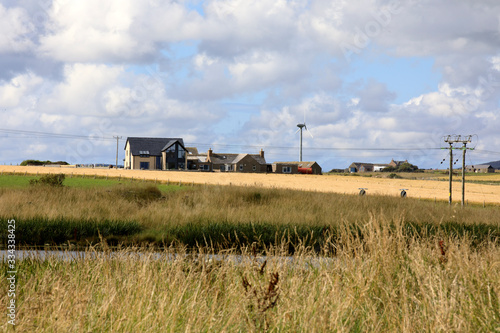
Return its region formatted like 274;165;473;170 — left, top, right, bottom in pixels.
185;142;443;152
0;128;118;141
1;128;499;157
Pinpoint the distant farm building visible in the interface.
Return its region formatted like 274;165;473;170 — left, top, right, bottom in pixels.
186;148;269;173
349;159;412;173
466;165;495;173
273;161;322;175
349;162;374;173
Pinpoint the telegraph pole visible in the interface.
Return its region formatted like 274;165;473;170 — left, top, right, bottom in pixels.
460;137;473;207
447;138;453;205
443;135;473;207
113;136;122;168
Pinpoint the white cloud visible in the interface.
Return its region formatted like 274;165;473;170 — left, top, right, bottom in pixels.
1;0;500;168
0;72;43;107
0;4;35;53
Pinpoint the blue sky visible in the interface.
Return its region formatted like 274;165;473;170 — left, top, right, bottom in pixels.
0;0;500;170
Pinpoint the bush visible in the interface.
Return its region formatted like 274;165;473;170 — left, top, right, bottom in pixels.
382;162;419;173
29;174;65;187
21;160;68;166
388;173;402;179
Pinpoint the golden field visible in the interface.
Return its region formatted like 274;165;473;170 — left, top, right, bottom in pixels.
1;165;499;204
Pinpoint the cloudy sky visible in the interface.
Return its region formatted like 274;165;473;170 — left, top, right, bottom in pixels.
1;0;500;170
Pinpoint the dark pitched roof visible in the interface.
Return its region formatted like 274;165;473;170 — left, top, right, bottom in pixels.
466;164;494;169
350;162;374;167
162;139;186;152
125;137;184;156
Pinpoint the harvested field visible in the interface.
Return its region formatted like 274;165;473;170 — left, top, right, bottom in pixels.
1;165;499;204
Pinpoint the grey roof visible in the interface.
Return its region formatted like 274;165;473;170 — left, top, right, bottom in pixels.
125;137;184;156
274;161;319;168
350;162;373;167
210;153;240;164
466;164;493;169
210;153;267;165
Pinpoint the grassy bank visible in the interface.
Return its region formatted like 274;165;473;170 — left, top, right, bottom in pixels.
0;176;499;250
1;229;499;332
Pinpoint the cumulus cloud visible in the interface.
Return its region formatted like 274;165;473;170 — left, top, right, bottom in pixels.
0;0;499;168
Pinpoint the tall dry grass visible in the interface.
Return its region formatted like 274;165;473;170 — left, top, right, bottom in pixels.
1;184;499;229
1;216;499;332
1;183;499;247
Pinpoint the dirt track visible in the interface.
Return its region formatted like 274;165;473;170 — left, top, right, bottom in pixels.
2;165;499;205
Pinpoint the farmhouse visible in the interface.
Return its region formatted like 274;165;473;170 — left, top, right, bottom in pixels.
273;161;322;174
389;159;408;167
272;162;299;174
466;165;495;173
124;137;187;170
349;162;374;173
349;159;413;173
207;148;269;173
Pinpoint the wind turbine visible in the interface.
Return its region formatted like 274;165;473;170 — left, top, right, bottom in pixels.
295;122;313;162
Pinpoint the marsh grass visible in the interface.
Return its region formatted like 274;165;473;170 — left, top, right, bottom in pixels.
1;218;499;332
1;182;499;249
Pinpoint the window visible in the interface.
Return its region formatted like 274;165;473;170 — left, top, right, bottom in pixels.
178;146;185;159
282;166;291;173
252;165;256;171
139;150;149;157
140;162;150;170
239;165;244;171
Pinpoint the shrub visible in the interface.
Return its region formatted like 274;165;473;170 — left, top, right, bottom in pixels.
21;159;68;166
29;174;66;187
388;173;402;179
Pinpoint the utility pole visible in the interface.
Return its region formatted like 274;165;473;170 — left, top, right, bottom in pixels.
445;137;453;205
460;137;473;207
443;135;473;207
113;136;122;168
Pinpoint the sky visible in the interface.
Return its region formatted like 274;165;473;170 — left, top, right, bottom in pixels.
1;0;500;170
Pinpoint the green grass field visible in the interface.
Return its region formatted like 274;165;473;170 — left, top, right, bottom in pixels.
0;174;183;192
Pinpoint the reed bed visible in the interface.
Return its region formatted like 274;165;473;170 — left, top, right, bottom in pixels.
1;218;499;332
1;183;499;248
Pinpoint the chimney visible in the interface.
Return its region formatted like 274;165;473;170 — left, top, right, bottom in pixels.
208;148;213;161
259;149;264;159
